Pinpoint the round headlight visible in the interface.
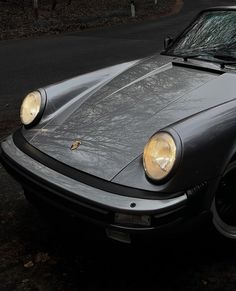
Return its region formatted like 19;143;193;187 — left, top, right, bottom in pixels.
143;132;177;181
20;91;42;126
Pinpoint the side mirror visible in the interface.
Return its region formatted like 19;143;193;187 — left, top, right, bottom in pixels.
164;36;173;50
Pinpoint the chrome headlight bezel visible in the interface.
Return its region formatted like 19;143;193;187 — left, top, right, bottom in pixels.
20;90;46;128
143;130;182;183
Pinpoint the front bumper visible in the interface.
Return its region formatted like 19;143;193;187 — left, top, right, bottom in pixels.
0;133;199;237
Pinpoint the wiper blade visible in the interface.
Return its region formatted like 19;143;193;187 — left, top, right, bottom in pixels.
213;54;236;68
213;54;236;61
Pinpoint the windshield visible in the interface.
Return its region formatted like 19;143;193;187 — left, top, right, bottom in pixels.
166;10;236;58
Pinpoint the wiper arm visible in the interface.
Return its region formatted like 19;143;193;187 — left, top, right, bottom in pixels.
213;54;236;68
180;54;209;61
213;54;236;61
179;53;236;69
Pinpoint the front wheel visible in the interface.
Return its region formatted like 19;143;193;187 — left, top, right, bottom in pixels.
212;161;236;239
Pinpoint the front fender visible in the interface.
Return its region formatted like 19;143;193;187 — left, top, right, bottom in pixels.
112;99;236;195
173;99;236;190
39;60;139;125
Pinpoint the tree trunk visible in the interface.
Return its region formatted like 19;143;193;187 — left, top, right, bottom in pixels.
51;0;57;10
33;0;38;19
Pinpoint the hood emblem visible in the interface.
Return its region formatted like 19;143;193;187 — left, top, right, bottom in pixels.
70;140;81;151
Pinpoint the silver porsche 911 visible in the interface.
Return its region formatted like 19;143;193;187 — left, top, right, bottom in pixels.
2;6;236;243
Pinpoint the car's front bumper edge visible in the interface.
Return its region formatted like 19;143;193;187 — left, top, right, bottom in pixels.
0;135;189;233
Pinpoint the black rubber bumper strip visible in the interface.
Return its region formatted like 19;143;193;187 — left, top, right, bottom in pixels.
1;145;188;231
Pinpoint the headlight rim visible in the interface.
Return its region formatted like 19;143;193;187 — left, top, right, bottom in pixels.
143;129;182;184
20;89;47;128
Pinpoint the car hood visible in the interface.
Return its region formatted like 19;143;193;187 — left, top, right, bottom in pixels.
23;55;233;181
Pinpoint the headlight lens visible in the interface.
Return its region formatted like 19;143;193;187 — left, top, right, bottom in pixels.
20;91;42;126
143;132;177;181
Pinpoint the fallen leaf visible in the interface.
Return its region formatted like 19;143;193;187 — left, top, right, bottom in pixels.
24;261;34;268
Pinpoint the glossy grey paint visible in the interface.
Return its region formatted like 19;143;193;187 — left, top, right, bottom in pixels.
23;54;223;182
18;48;236;197
41;60;139;124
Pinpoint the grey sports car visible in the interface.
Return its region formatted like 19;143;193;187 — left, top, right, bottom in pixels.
2;6;236;243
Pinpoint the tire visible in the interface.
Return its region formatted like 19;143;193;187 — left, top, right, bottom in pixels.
212;161;236;239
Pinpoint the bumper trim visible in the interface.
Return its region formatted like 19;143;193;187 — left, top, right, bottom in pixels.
0;135;187;214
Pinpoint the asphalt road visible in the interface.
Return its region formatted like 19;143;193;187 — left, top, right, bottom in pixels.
1;0;236;290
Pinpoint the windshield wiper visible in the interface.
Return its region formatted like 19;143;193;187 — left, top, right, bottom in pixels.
213;54;236;68
179;53;236;69
213;54;236;60
179;54;210;62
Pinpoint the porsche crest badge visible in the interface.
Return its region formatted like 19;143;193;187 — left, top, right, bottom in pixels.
70;140;81;151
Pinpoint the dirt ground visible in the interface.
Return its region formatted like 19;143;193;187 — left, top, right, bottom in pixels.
0;0;178;40
0;174;236;291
